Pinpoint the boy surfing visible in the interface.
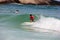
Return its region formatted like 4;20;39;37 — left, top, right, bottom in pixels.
30;14;34;22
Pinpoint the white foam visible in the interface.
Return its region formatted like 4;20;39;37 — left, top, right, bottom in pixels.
21;22;34;26
32;15;60;32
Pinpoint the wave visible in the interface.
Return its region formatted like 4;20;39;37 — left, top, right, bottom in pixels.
0;14;60;32
0;14;37;28
31;15;60;32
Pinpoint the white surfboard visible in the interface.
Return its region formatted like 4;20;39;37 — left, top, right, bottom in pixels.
21;22;34;25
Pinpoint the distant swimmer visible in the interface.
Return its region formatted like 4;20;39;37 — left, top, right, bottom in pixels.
30;14;34;22
15;10;19;14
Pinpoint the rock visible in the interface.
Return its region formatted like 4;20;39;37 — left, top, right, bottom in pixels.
0;0;60;5
0;0;51;4
19;0;51;5
0;0;14;3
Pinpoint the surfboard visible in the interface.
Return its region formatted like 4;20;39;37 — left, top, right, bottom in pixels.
21;22;34;25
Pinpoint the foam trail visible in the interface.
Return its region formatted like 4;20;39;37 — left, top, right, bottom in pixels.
32;15;60;32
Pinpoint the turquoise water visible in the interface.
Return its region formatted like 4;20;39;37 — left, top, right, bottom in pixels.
0;4;60;40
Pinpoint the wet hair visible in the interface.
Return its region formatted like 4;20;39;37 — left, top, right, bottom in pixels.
16;10;19;11
30;14;32;16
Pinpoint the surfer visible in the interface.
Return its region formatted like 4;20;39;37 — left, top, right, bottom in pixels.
16;10;19;14
30;14;34;22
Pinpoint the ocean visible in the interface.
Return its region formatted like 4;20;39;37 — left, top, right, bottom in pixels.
0;4;60;40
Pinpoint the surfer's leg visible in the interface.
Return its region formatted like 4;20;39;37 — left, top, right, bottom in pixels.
32;19;34;22
30;19;34;22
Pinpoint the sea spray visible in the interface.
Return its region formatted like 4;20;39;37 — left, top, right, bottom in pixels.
32;15;60;32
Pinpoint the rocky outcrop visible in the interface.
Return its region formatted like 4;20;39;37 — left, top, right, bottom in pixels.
0;0;14;3
0;0;51;4
0;0;60;5
50;0;60;5
19;0;51;5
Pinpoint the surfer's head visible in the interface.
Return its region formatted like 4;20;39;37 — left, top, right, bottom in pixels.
30;14;32;16
16;10;19;12
15;10;19;14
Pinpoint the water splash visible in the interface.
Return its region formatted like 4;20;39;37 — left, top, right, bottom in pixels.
32;15;60;32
